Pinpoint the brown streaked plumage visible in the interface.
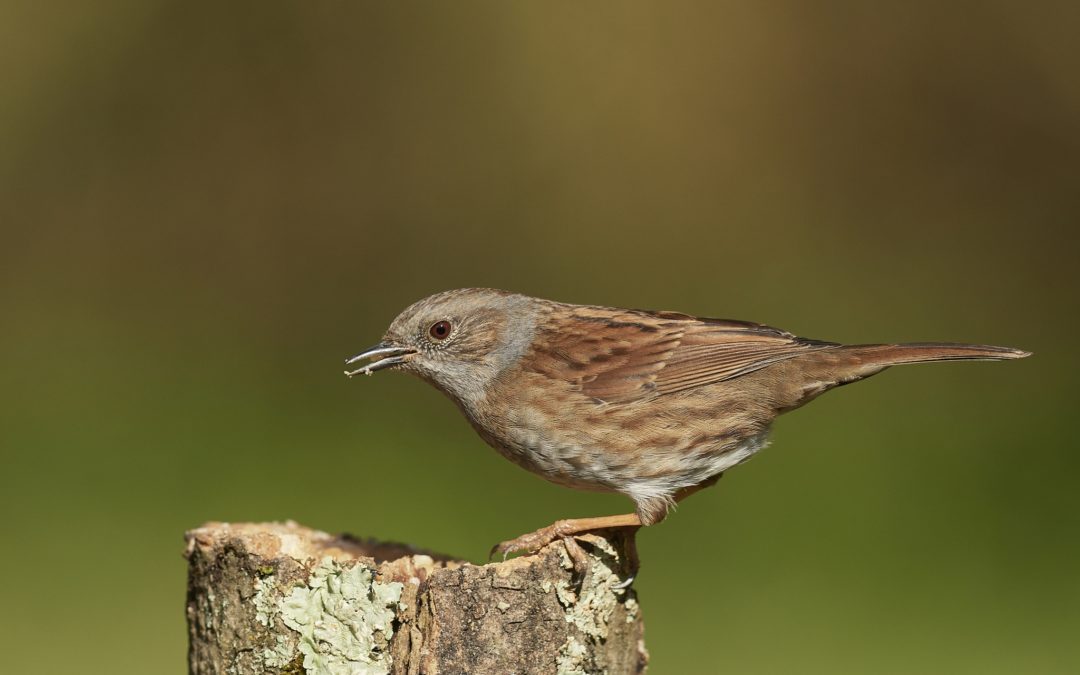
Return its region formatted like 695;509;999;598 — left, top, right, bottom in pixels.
345;288;1029;566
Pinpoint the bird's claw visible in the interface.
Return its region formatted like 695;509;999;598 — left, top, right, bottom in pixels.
489;520;639;590
562;536;590;577
489;523;563;561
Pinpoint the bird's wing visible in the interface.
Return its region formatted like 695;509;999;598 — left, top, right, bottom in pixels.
525;307;837;403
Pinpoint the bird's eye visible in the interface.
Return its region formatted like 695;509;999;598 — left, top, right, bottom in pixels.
429;320;452;340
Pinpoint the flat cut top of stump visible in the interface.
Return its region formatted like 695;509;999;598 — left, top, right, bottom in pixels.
185;520;648;675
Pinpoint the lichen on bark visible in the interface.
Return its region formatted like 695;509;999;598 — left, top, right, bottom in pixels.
185;521;647;675
552;537;641;674
278;557;402;675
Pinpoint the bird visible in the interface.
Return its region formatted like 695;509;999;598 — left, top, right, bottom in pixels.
344;288;1029;567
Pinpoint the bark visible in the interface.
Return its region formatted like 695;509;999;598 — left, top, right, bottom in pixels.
185;521;647;675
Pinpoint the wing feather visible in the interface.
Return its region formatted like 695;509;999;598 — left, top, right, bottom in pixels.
524;307;837;403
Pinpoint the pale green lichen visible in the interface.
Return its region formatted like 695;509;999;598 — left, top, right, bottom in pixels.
277;557;403;675
263;634;297;669
254;575;278;627
252;575;298;667
556;636;590;675
554;538;634;675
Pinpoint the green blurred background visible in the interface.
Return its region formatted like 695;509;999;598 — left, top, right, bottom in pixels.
2;2;1077;673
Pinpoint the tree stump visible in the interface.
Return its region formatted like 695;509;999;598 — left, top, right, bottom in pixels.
185;521;648;674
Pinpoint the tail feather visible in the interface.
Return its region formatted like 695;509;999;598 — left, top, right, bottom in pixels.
776;342;1029;412
834;342;1030;382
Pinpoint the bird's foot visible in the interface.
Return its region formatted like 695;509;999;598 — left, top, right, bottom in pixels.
488;514;643;588
561;535;591;581
489;519;583;561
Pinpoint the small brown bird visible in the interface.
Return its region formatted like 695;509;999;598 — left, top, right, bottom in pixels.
345;288;1028;564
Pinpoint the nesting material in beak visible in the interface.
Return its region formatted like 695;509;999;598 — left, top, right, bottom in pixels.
344;342;416;377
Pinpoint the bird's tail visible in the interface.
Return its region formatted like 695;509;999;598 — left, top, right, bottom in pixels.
776;341;1030;411
828;342;1031;383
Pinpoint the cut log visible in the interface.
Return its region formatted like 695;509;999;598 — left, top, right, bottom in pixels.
185;521;647;674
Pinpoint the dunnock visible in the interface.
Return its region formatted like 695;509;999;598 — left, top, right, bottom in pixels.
345;288;1028;565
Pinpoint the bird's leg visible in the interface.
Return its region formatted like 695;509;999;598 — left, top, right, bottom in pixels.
489;513;642;561
611;472;721;588
489;473;724;584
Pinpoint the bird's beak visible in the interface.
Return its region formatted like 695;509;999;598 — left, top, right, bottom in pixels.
343;342;416;377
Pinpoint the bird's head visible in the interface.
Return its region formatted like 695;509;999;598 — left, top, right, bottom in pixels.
345;288;540;405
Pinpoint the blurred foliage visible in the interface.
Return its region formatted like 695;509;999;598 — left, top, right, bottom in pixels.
1;1;1077;673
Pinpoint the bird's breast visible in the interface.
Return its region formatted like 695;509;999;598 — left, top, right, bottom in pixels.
464;385;616;491
462;372;770;495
